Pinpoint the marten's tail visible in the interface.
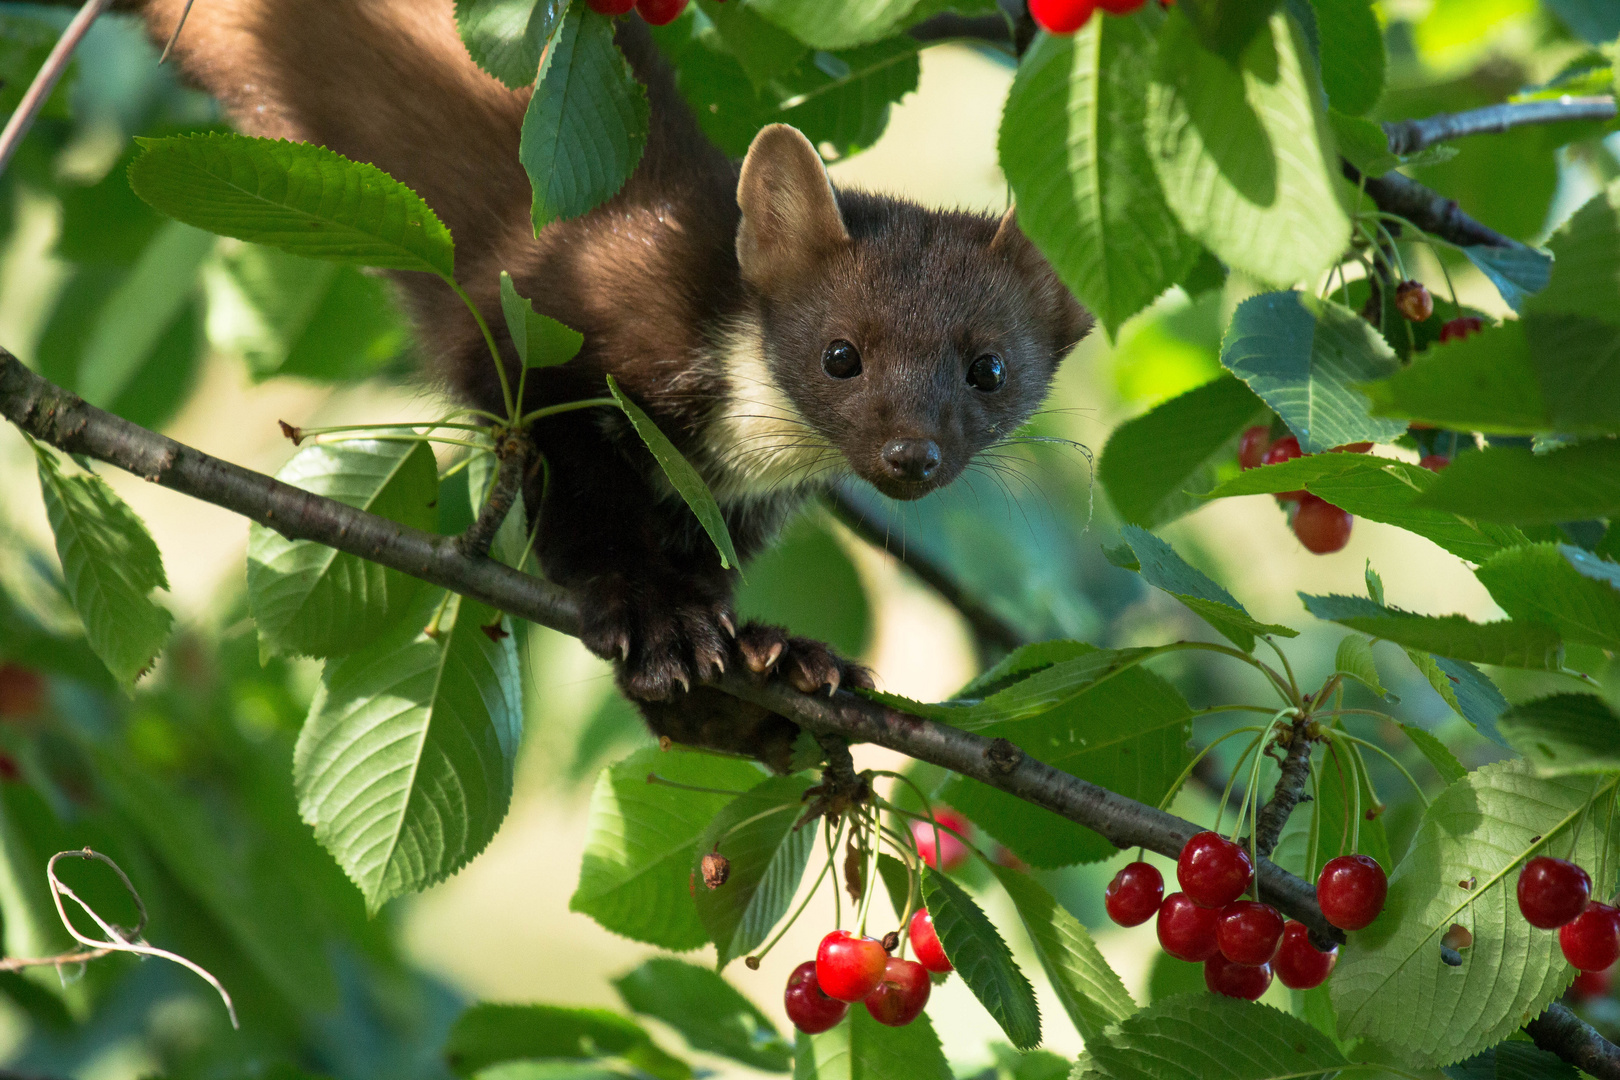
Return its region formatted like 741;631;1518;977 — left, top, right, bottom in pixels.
139;0;533;276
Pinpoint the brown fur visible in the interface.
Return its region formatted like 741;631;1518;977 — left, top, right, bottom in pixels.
137;0;1090;765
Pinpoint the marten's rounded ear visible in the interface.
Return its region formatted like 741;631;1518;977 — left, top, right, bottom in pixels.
736;124;850;293
990;205;1094;354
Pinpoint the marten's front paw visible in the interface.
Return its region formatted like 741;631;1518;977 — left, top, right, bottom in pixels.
578;582;735;701
735;622;874;696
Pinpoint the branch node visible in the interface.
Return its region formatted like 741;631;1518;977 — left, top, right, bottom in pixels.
986;737;1022;776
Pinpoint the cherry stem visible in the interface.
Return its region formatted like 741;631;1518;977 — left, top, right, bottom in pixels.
749;850;836;967
1306;759;1324;880
519;397;619;426
1601;787;1617;901
826;816;846;930
1216;731;1267;837
316;434;490;452
1158;726;1266;815
1242;722;1270;888
1333;733;1430;808
1262;637;1303;708
878;822;921;950
443;277;515;421
1325;737;1351;857
645;774;749;798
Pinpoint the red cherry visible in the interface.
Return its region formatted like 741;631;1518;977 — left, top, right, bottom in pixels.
909;909;952;974
587;0;637;13
1293;495;1353;555
1028;0;1098;33
912;809;971;872
1237;426;1271;471
1177;832;1253;909
634;0;687;25
1105;861;1164;927
785;960;848;1034
1260;435;1308;501
816;931;888;1002
1097;0;1146;10
1518;857;1592;930
1203;953;1273;1000
1572;966;1614;1000
1439;316;1483;344
1395;280;1434;322
1317;855;1388;930
1217;901;1284;965
1561;902;1620;972
0;664;45;719
863;958;931;1027
1419;455;1450;471
1274;921;1337;989
1157;892;1220;962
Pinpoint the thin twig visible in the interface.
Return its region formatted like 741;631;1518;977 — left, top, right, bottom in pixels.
1383;97;1617;156
0;0;114;178
458;431;529;559
1253;717;1314;861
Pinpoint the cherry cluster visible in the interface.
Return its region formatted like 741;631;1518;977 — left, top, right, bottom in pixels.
1029;0;1151;35
1517;856;1620;974
1236;431;1362;555
586;0;694;25
1106;832;1387;999
784;911;953;1034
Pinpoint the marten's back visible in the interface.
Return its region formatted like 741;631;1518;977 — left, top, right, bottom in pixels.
140;0;745;422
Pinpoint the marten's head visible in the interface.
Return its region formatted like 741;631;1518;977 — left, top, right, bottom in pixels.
708;124;1090;503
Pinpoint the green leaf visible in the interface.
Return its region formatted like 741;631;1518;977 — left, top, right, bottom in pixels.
1331;762;1616;1067
247;437;437;660
1309;0;1383;115
571;746;764;949
1082;996;1348;1080
615;958;792;1073
1461;244;1552;314
938;649;1192;867
1475;544;1620;653
694;775;815;969
607;375;740;572
1118;526;1296;651
1220;292;1407;453
1000;11;1198;337
1300;593;1563;670
1406;650;1508;746
738;513;871;658
1418;442;1620;525
1177;0;1283;62
520;5;649;228
989;865;1134;1041
1098;375;1267;528
446;1003;686;1080
1208;452;1529;565
500;271;584;369
877;852;913;923
1333;635;1389;699
920;869;1040;1051
75;221;214;411
1327;109;1399;176
1360;321;1551;435
1145;11;1349;288
1498;693;1620;777
1442;1042;1580;1080
129;133;455;276
792;1007;951;1080
294;587;523;912
749;0;923;50
456;0;568;88
207;244;407;382
34;450;173;686
1400;724;1467;784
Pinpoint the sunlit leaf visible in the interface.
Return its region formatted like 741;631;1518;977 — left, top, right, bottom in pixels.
921;869;1041;1051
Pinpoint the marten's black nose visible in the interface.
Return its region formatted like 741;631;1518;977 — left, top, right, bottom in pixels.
881;439;941;482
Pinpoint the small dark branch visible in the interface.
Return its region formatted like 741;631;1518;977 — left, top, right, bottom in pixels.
824;490;1025;657
906;13;1014;48
1344;160;1517;249
1253;718;1313;860
1528;1002;1620;1080
0;348;1343;944
1384;97;1617;157
457;432;528;559
801;733;868;825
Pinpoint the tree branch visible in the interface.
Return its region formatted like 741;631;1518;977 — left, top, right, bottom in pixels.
823;489;1025;656
1343;160;1518;249
1529;1003;1620;1080
1253;718;1313;860
0;0;113;177
458;431;529;559
1383;97;1617;156
0;347;1345;945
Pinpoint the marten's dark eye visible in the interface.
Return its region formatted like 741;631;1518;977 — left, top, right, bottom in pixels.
823;339;862;379
967;354;1006;392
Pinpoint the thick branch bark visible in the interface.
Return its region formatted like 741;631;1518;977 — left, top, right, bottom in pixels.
1529;1003;1620;1079
1254;719;1314;860
0;347;1344;945
1343;160;1518;249
458;432;529;559
1383;98;1617;156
